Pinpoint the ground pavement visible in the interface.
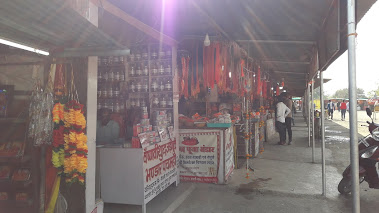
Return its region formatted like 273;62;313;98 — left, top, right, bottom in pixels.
104;111;379;213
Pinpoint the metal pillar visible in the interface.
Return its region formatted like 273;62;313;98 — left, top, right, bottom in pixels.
347;0;360;212
311;79;315;163
308;84;311;147
320;71;326;196
86;3;98;213
245;100;250;178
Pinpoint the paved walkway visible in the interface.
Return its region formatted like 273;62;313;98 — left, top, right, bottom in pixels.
105;112;379;213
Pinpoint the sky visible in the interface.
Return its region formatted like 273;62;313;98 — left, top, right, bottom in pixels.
323;1;379;97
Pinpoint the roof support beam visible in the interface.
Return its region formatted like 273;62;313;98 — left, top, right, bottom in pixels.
272;71;307;75
52;47;130;57
237;40;315;45
189;1;231;40
90;0;178;47
262;60;310;65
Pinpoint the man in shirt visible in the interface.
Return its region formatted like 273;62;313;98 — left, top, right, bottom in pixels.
340;100;347;121
276;94;291;145
96;108;120;144
281;92;293;144
327;100;335;120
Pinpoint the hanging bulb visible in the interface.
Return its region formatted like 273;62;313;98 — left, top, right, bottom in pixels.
204;33;210;47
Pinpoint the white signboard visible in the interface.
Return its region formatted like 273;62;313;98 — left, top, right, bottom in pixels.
179;131;220;183
143;140;177;203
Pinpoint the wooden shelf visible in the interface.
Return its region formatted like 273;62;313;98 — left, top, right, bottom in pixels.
0;118;27;123
98;80;125;84
0;180;33;190
129;92;149;95
126;59;149;63
149;58;172;62
98;97;125;100
151;107;173;110
0;155;31;164
98;64;125;68
150;74;172;78
150;91;173;94
128;75;149;79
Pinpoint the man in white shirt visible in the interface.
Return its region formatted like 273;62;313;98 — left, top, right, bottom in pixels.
276;95;291;145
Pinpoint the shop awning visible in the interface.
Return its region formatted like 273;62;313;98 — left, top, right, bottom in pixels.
313;78;332;89
0;0;127;56
106;0;376;97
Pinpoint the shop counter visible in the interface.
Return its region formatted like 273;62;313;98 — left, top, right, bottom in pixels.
98;139;178;213
178;127;234;184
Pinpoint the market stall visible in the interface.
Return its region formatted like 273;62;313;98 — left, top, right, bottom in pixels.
174;39;279;180
95;39;179;212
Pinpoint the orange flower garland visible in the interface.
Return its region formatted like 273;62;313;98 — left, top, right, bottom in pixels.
52;102;65;173
63;100;88;184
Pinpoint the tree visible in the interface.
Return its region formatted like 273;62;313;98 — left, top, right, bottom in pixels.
313;89;330;100
332;88;366;99
368;85;379;98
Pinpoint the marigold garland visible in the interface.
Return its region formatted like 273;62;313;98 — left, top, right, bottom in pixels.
52;102;65;174
63;100;88;184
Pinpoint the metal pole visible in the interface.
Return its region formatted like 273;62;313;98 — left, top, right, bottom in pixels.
347;0;360;212
308;84;311;147
311;79;315;163
320;71;326;196
245;99;250;178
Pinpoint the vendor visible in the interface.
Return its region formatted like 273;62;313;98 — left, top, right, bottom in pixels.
96;108;120;144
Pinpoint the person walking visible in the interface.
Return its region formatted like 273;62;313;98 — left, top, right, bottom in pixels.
276;93;291;145
340;100;347;121
337;102;341;112
327;100;335;120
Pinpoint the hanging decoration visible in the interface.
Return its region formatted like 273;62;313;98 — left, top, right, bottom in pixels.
180;55;190;98
263;80;267;98
61;68;88;184
52;64;67;174
256;66;261;96
28;66;55;146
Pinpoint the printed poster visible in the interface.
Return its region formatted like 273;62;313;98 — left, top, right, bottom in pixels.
143;140;177;203
179;131;220;183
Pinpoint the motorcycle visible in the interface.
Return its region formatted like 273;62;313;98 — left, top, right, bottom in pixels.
338;108;379;194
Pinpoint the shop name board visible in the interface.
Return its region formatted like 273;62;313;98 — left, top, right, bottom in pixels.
143;140;177;203
179;132;220;183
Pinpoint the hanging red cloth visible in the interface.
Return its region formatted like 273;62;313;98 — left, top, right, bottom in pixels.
256;66;261;95
203;44;215;89
263;80;267;98
195;43;200;95
214;42;221;87
232;60;238;94
240;59;245;77
208;43;215;89
180;56;190;98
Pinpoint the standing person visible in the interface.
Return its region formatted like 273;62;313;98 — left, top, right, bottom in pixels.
347;101;350;112
337;101;341;112
292;100;296;126
327;100;335;120
276;93;291;145
282;93;293;143
340;100;347;121
96;108;120;144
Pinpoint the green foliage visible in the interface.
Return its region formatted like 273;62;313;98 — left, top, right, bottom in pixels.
332;88;366;99
368;85;379;98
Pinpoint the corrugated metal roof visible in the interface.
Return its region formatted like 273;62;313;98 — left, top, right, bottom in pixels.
107;0;376;97
0;0;123;52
